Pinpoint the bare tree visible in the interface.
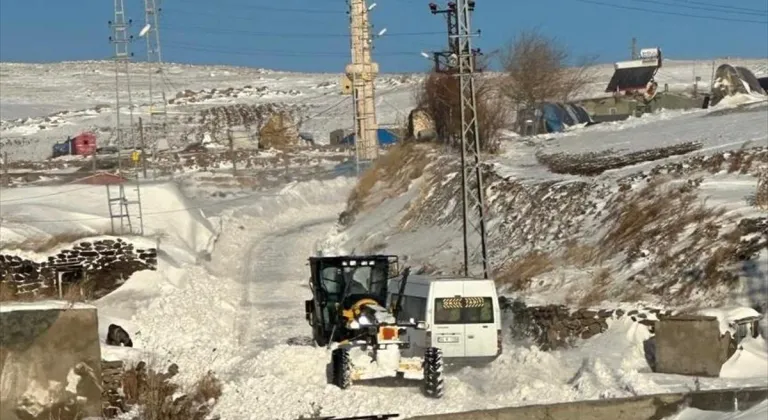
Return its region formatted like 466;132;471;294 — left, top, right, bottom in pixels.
413;66;509;153
500;29;598;109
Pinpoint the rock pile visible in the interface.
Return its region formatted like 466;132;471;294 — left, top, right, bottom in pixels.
102;360;125;418
0;238;157;299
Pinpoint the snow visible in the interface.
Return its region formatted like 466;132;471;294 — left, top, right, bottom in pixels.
697;307;763;336
0;181;217;264
1;58;767;418
668;400;768;420
720;337;768;379
2;59;766;162
0;300;94;312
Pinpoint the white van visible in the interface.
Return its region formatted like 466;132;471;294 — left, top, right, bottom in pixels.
387;274;502;363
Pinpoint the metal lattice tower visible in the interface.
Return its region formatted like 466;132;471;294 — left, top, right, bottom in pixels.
455;0;489;279
428;2;459;72
144;0;168;169
109;0;136;173
346;0;379;161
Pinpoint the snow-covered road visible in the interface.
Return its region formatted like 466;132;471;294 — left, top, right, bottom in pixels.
235;216;338;350
91;175;767;420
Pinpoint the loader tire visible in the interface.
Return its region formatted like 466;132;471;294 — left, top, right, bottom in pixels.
422;347;444;398
331;348;351;389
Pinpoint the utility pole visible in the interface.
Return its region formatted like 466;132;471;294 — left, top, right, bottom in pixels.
431;0;489;279
109;0;136;175
346;0;380;162
631;37;637;59
428;2;460;72
144;0;168;180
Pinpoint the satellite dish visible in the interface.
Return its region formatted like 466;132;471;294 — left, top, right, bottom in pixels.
139;24;151;37
368;2;377;10
377;28;387;37
420;51;430;59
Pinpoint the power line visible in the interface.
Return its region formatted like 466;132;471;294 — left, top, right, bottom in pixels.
164;41;418;58
164;7;344;21
162;24;444;39
0;185;99;203
665;0;767;14
631;0;768;17
0;166;357;224
573;0;768;24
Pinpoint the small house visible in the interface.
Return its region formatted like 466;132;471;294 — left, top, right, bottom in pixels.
52;132;98;158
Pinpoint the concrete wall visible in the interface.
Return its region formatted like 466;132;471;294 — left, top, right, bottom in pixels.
406;388;768;420
654;315;734;377
0;304;103;420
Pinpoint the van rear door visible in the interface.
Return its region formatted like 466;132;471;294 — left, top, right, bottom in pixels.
461;295;497;357
432;281;465;358
432;297;466;357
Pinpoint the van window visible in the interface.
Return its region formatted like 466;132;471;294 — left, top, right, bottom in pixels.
434;297;494;324
391;294;427;322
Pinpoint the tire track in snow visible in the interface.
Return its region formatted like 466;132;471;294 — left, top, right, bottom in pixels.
236;215;339;351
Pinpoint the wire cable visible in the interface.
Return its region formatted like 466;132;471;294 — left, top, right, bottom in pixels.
0;185;101;203
573;0;768;24
164;41;419;58
630;0;767;17
665;0;767;14
162;24;444;39
0;166;358;224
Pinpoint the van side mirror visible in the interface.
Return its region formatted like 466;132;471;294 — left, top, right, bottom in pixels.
416;321;428;330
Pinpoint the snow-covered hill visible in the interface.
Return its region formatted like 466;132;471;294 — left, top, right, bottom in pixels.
2;58;766;162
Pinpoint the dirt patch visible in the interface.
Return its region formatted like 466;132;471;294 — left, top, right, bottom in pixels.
343;141;434;223
495;250;554;291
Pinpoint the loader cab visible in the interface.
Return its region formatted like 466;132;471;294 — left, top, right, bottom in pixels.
305;255;399;346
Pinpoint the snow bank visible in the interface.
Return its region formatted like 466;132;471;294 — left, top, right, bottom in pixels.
668;400;768;420
712;93;768;109
720;337;768;379
0;300;94;312
697;307;762;336
0;182;217;263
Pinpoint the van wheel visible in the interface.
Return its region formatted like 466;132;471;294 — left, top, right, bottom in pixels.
422;347;444;398
331;348;351;389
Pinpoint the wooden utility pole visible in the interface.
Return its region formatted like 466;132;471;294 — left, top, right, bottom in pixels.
227;129;237;176
138;117;148;178
631;37;637;59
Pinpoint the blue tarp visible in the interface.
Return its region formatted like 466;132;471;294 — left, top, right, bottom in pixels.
540;102;592;133
52;139;73;157
341;128;400;146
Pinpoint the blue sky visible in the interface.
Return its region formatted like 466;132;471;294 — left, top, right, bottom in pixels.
0;0;766;73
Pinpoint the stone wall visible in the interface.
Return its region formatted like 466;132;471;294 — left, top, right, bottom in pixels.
500;298;667;350
0;238;157;299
